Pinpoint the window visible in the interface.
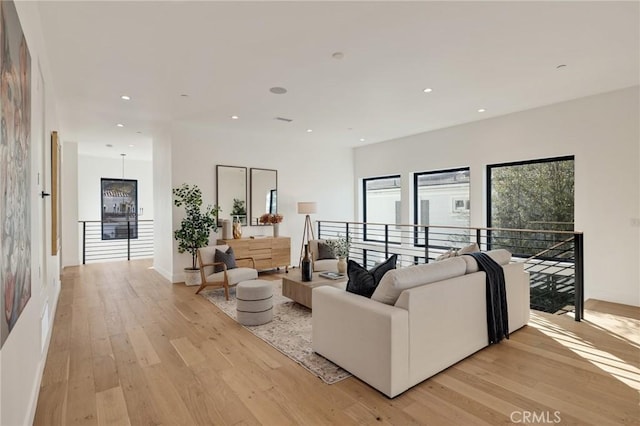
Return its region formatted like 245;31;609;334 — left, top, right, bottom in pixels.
363;175;401;242
413;168;470;247
487;156;574;255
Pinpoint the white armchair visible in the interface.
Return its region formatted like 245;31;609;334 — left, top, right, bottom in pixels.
308;239;339;272
196;245;258;300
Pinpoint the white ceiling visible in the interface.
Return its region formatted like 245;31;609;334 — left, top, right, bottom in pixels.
37;1;639;161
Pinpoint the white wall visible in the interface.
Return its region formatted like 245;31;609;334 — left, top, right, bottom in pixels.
61;142;78;267
354;87;640;307
1;2;62;425
152;128;174;281
161;122;355;281
77;155;154;221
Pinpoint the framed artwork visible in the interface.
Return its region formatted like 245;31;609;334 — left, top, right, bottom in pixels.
51;131;60;255
101;178;138;240
0;0;32;348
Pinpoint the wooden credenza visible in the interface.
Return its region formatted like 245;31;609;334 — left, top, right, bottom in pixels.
220;237;291;271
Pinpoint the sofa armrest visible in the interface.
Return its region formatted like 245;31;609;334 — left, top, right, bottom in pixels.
502;263;530;330
312;286;409;398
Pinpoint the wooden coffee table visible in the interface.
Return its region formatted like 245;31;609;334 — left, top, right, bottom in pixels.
282;270;347;309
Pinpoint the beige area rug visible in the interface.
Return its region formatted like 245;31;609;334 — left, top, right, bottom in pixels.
200;280;352;384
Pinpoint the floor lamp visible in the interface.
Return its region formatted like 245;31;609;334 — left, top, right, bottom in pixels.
298;202;317;266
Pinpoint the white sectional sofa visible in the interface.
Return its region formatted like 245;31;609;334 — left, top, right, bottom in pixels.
312;251;530;398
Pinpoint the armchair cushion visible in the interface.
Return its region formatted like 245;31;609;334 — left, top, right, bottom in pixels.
346;254;398;298
314;259;338;272
214;247;237;273
308;239;324;262
317;242;336;260
205;267;258;285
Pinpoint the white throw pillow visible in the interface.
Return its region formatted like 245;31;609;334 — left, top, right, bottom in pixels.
461;249;512;273
371;257;467;305
435;249;456;261
457;242;480;255
435;242;479;262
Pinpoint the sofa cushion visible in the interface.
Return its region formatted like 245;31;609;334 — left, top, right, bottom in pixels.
317;241;336;260
346;255;398;298
462;249;511;273
214;247;237;273
372;257;467;305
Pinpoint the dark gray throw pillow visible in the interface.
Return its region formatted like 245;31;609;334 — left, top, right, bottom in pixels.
214;247;237;273
317;241;336;260
346;254;398;298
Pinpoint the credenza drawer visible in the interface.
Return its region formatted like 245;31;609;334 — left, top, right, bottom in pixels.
220;237;290;271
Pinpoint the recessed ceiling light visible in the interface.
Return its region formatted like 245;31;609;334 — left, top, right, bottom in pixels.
128;144;134;147
306;129;313;133
423;88;433;93
477;108;486;113
270;87;287;95
360;138;365;142
121;95;131;101
556;64;567;69
136;131;142;134
105;144;113;148
231;115;239;120
116;123;124;127
180;94;189;97
332;52;344;60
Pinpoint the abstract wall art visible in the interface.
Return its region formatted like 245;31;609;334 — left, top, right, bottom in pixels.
1;0;32;348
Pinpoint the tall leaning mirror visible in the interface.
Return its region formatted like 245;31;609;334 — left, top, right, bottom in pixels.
216;165;247;225
250;168;278;225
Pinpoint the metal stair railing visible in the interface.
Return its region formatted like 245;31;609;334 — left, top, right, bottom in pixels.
80;219;154;264
317;220;584;321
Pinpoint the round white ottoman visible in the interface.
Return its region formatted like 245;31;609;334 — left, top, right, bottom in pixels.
236;280;273;326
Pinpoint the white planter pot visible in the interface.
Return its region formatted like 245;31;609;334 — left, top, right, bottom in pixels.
184;268;201;286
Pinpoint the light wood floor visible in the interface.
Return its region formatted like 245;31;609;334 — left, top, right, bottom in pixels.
34;260;639;425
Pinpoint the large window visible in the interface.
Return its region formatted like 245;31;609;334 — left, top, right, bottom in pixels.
487;156;574;255
413;168;470;247
363;175;401;242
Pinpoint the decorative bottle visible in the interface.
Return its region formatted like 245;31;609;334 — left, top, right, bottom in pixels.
301;244;312;282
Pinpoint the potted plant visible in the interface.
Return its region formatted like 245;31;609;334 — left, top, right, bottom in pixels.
326;236;350;274
259;213;284;237
173;184;220;285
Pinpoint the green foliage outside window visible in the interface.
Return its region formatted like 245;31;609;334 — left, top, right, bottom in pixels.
490;158;574;257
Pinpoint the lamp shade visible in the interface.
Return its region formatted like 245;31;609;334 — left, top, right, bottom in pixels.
297;202;317;215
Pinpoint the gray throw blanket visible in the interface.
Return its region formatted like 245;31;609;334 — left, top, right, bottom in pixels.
466;252;509;344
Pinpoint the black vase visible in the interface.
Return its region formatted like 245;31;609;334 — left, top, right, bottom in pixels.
301;244;312;282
